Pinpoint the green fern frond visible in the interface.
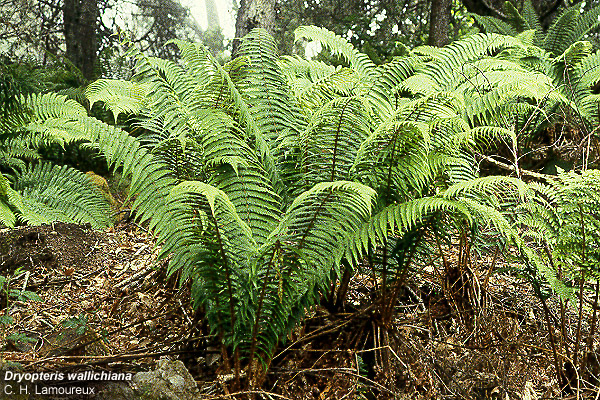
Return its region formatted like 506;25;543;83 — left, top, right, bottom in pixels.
575;51;600;91
271;180;376;274
347;197;471;262
279;56;358;110
86;79;148;122
167;180;258;259
294;26;377;82
502;1;530;33
169;39;219;87
543;5;578;56
544;3;600;56
236;28;308;201
520;0;543;42
417;34;523;92
366;56;422;122
0;174;17;227
470;14;520;36
25;92;87;120
569;4;600;51
411;45;442;61
443;175;528;200
11;162;111;228
301;96;371;188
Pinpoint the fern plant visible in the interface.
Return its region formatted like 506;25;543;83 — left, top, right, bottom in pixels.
84;30;381;381
405;33;574;150
470;1;600;155
516;169;600;390
471;0;600;56
279;29;556;332
491;39;600;171
0;61;112;228
17;26;572;387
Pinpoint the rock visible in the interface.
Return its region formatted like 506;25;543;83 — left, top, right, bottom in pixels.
95;382;136;400
95;359;199;400
131;359;199;400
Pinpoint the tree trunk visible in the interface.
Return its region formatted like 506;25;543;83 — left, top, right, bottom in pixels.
63;0;98;82
206;0;220;31
429;0;452;47
233;0;276;55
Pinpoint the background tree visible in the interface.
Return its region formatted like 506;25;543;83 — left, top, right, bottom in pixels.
273;0;476;61
63;0;99;82
0;0;64;63
429;0;452;46
233;0;276;54
463;0;576;29
129;0;198;60
0;0;225;73
193;0;225;60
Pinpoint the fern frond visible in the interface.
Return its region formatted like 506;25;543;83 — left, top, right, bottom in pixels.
237;29;308;201
470;14;520;36
12;162;112;228
25;92;87;120
294;26;377;82
417;33;524;92
520;0;543;42
0;174;16;227
443;175;528;200
544;5;580;56
569;4;600;51
86;79;148;122
366;56;422;122
544;3;600;56
279;56;358;110
271;180;376;275
166;180;258;260
301;96;371;188
502;1;529;33
347;197;471;262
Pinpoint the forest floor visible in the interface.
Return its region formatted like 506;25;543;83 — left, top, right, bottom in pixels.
0;222;596;399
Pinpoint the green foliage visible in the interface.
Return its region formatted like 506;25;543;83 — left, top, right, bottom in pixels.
12;24;600;382
0;267;42;349
471;0;600;56
0;61;113;228
517;170;600;296
78;27;576;373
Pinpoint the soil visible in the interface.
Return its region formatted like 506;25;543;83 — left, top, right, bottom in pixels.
0;223;597;399
0;223;98;275
0;222;195;374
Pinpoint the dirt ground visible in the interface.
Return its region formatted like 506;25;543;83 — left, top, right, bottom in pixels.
0;222;195;373
0;222;596;399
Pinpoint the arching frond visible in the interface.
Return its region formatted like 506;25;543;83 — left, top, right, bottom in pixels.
346;197;471;263
236;28;308;201
470;14;520;37
520;1;543;42
271;181;376;275
301;96;371;188
415;34;523;92
86;79;148;121
366;56;423;122
165;180;258;267
294;26;377;82
544;3;600;56
11;162;111;228
443;175;528;200
278;56;358;110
